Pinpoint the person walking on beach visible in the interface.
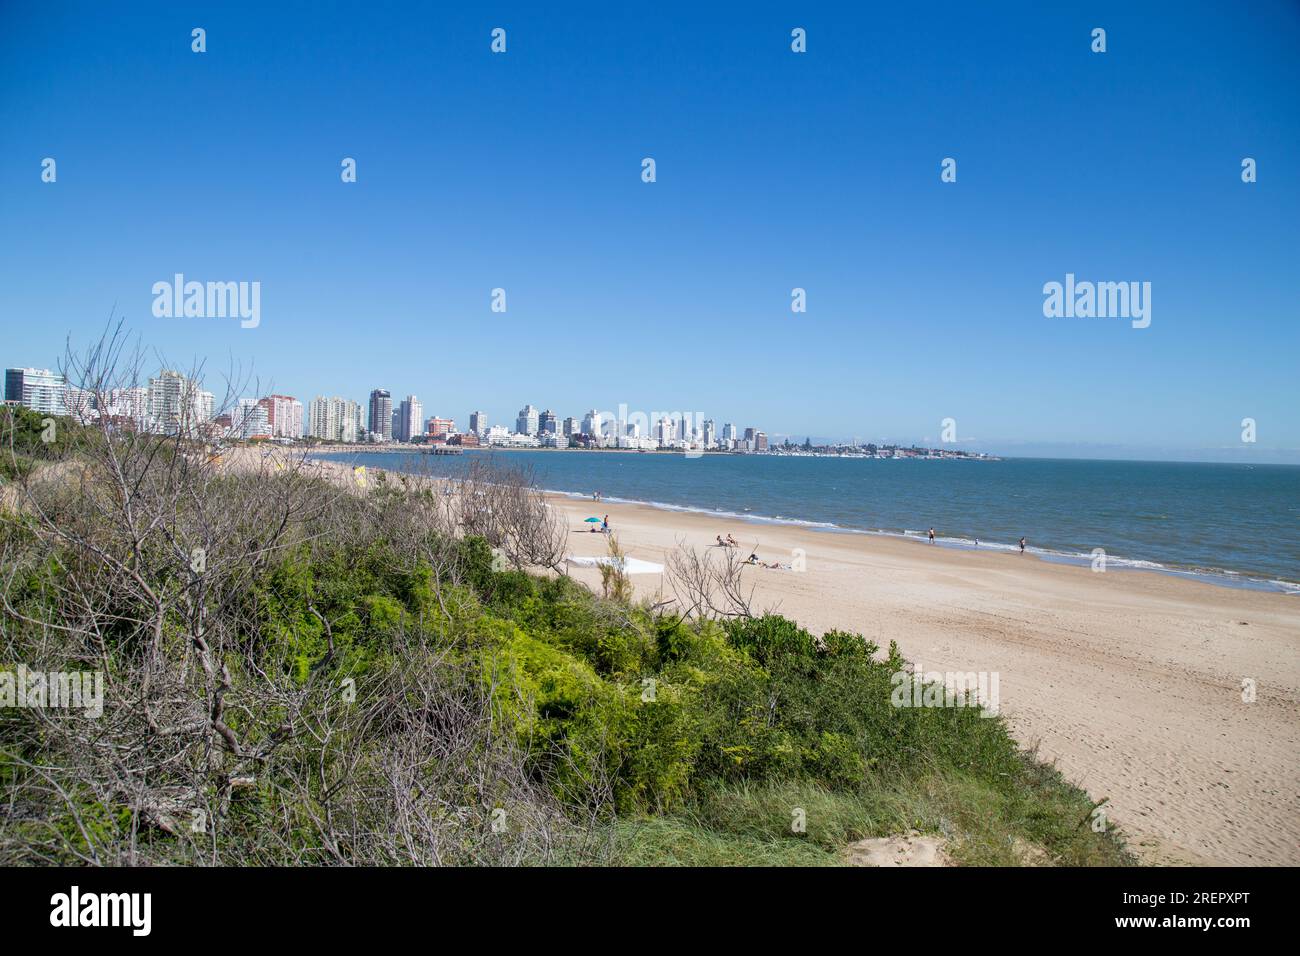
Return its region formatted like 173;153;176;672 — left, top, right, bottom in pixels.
928;528;936;544
1019;536;1026;554
602;514;609;534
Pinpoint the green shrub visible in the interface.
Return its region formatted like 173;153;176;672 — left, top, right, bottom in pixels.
1;462;1131;866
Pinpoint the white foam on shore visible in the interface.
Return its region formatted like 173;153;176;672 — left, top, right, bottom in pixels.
545;488;1298;594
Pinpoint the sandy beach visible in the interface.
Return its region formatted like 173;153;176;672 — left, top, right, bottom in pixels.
553;495;1300;867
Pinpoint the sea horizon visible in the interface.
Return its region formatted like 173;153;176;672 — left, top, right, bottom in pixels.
308;441;1300;468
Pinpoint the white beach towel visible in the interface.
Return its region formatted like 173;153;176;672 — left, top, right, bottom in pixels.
566;555;664;575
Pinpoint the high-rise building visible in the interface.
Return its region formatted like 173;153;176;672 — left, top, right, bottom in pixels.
146;370;211;436
722;423;738;442
196;389;215;427
562;416;580;438
582;409;602;438
702;419;716;448
539;409;558;434
369;389;393;441
343;401;363;443
259;394;303;439
148;371;179;431
103;387;149;429
308;396;364;443
308;396;333;441
655;417;673;446
233;399;270;439
60;385;95;423
754;431;768;452
469;411;487;435
516;404;539;436
743;427;757;443
397;395;423;443
5;368;67;416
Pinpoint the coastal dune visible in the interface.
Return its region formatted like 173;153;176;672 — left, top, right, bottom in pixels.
555;495;1300;866
240;449;1298;865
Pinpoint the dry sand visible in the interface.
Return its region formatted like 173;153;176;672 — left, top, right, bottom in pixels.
554;495;1300;867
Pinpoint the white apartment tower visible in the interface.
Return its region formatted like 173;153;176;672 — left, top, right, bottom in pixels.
516;404;539;436
146;370;212;436
4;368;66;416
309;396;363;443
397;395;423;442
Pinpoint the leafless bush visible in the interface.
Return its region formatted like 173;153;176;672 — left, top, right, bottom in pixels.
664;539;760;621
454;457;568;572
597;536;634;603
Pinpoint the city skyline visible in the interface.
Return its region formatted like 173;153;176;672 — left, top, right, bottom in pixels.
2;353;1296;462
6;358;993;458
4;360;787;451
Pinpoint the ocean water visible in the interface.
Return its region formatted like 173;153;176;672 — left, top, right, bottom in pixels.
314;451;1300;593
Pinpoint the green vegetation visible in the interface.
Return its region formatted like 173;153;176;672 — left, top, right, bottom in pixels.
0;405;78;481
0;435;1130;866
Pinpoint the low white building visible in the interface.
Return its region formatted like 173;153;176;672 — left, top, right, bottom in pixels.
487;427;540;448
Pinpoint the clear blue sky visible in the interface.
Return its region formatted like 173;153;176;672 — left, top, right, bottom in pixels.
2;1;1297;461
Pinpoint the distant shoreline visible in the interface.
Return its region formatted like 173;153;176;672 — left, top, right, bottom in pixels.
271;442;997;460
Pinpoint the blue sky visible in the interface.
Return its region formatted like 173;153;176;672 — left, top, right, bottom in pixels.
1;1;1297;461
